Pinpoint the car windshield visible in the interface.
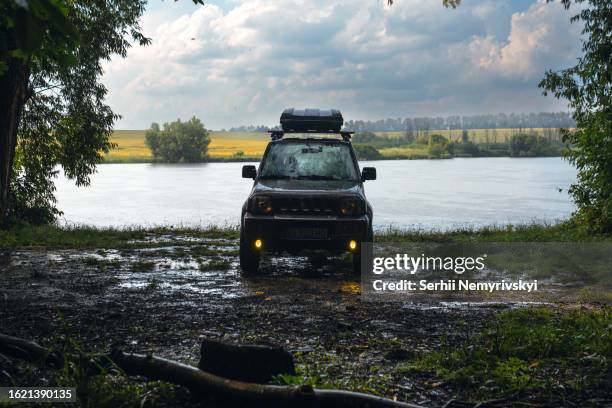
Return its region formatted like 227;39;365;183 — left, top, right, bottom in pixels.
259;142;358;181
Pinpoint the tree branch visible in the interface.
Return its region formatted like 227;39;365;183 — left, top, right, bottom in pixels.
0;333;424;408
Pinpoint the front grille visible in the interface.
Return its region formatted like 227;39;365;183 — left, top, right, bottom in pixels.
273;197;337;215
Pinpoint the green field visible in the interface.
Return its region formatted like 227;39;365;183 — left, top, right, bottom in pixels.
106;128;564;163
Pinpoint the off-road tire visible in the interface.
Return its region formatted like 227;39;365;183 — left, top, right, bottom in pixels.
240;237;260;274
352;226;373;276
352;251;361;276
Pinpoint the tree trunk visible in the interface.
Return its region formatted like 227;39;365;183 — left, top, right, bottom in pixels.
0;39;29;222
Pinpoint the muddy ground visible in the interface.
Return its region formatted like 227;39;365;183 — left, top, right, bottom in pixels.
0;232;602;407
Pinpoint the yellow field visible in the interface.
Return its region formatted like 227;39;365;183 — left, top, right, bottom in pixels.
106;130;269;161
375;128;563;143
208;131;268;157
378;144;431;159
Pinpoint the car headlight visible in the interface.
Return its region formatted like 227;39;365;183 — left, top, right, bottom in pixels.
339;197;362;216
250;196;273;214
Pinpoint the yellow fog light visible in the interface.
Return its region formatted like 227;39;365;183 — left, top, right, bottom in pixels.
349;240;357;250
254;239;263;249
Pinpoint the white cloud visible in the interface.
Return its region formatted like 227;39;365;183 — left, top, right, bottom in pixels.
102;0;582;129
460;0;582;80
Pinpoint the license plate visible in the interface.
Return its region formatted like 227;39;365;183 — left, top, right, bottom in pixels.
284;228;328;240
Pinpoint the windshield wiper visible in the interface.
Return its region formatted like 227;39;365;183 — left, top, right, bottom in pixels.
297;175;341;180
260;175;351;181
259;175;293;180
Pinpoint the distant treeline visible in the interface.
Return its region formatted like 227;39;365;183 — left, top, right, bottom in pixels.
352;131;565;160
345;112;575;132
227;112;575;132
226;125;271;132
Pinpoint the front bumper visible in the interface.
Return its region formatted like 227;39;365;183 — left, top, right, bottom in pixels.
242;212;370;252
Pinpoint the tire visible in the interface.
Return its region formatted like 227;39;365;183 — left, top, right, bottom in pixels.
352;250;361;276
240;236;260;274
352;226;372;276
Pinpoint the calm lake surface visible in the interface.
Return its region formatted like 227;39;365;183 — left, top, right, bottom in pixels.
55;157;576;230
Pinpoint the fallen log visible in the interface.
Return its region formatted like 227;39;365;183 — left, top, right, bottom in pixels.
0;333;424;408
0;333;63;367
198;339;296;383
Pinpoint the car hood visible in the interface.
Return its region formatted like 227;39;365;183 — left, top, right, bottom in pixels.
254;179;361;194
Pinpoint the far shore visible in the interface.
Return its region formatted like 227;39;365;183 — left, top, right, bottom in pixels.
104;129;565;164
103;154;563;164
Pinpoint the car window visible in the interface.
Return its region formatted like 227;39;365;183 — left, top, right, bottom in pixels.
259;142;358;181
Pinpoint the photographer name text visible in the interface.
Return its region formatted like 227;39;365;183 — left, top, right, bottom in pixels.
372;279;538;293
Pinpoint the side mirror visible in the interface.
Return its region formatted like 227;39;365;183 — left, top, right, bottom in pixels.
361;167;376;181
242;165;256;179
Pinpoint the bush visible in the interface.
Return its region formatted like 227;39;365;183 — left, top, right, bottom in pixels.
352;131;378;144
353;144;383;160
428;134;448;158
145;117;210;163
509;133;562;157
450;141;480;157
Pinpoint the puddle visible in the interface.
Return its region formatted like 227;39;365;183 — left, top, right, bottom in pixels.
2;241;604;314
115;267;244;300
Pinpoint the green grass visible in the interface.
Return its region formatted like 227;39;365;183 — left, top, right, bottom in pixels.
398;307;611;399
47;333;182;408
3;220;612;251
1;222;610;249
0;224;239;249
273;349;394;397
376;221;612;243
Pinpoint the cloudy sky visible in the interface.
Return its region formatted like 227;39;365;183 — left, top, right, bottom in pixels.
102;0;583;130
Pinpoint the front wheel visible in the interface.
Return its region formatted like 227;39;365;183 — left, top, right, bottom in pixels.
240;236;260;274
352;227;372;276
352;250;361;276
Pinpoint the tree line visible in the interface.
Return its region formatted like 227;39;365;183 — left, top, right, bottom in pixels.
352;131;564;160
229;112;575;133
344;112;575;132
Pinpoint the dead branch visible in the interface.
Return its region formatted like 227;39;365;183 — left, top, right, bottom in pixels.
0;332;424;408
0;333;62;367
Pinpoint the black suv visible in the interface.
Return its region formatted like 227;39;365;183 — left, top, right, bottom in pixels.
239;108;376;274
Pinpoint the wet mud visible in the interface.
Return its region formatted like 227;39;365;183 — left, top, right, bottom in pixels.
0;234;589;406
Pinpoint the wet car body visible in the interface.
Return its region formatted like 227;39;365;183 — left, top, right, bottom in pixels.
240;134;376;274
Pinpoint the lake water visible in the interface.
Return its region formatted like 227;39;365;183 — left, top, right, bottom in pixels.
55;157;576;230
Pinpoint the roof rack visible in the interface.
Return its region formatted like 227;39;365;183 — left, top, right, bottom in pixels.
268;130;354;142
270;108;353;141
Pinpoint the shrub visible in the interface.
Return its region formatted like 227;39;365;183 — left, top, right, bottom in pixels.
509;133;561;157
353;144;383;160
450;141;480;157
428;134;448;158
352;131;378;144
145;117;210;163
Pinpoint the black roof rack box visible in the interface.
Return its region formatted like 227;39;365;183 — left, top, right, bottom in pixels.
280;108;343;133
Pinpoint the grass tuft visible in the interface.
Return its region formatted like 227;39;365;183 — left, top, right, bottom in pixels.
399;307;611;399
